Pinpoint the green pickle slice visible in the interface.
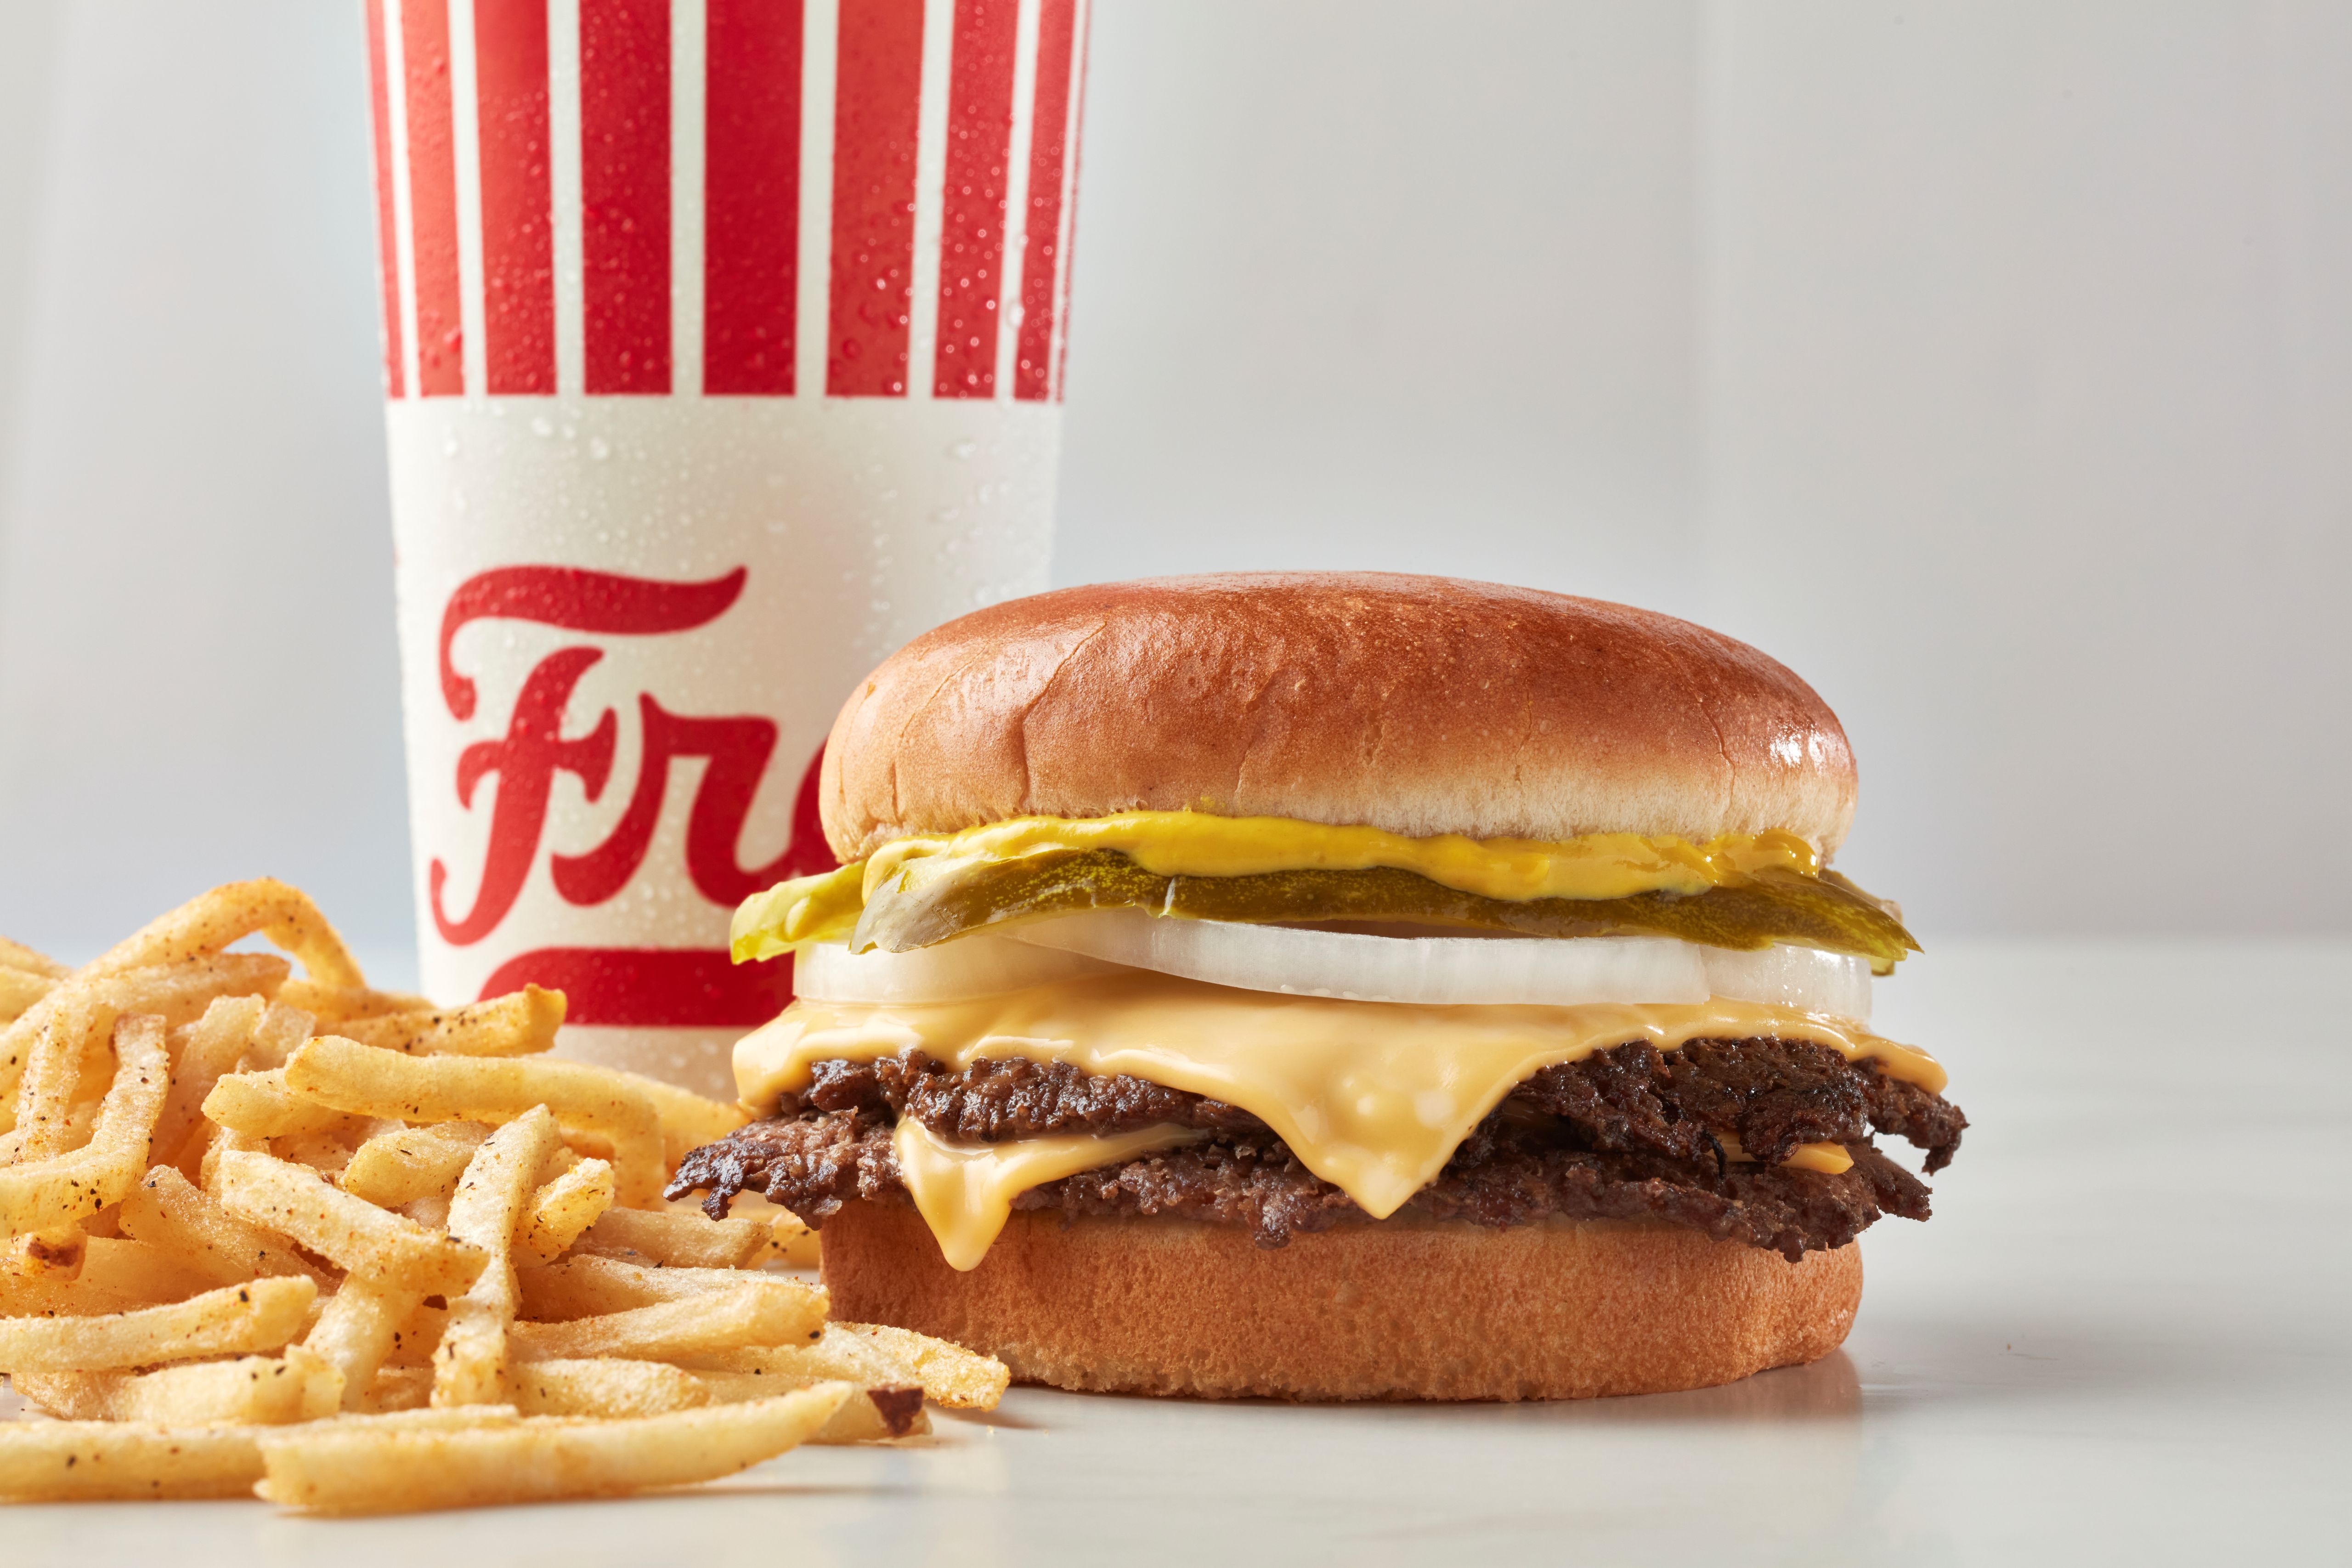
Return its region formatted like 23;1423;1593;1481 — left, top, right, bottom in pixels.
854;849;1919;973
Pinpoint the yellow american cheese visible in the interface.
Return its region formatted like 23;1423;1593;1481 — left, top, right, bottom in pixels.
735;970;1942;1269
865;813;1824;904
893;1119;1210;1270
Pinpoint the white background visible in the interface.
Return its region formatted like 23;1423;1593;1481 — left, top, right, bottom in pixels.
1;0;2347;958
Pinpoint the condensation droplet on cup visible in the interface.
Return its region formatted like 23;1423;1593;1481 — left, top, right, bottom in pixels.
949;440;977;460
530;417;554;437
442;434;460;457
934;506;961;524
588;437;611;461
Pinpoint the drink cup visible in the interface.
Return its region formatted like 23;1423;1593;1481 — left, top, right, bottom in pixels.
361;0;1091;1096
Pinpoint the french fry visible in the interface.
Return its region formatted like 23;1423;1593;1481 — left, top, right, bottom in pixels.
83;954;292;1023
765;1210;823;1268
6;994;96;1161
686;1370;929;1442
0;937;69;979
0;1422;265;1500
0;1263;147;1319
0;882;1010;1515
385;1301;447;1367
201;1068;357;1140
0;953;288;1115
274;979;431;1025
514;1360;927;1443
605;1068;749;1167
72;1235;219;1305
353;1365;435;1414
199;1127;267;1194
301;1279;425;1411
517;1157;613;1265
273;1128;357;1177
284;1037;665;1206
0;1275;315;1372
517;1254;825;1324
334;987;565;1058
118;1165;325;1288
253;1386;850;1514
0;1013;170;1237
564;1206;771;1269
84;878;362;991
403;1194;452;1230
433;1107;558;1408
216;1151;486;1297
0;969;56;1025
510;1357;703;1418
240;1002;318;1072
684;1321;1010;1410
338;1121;491;1208
153;995;265;1173
508;1285;824;1364
0;1102;97;1169
13;1346;343;1425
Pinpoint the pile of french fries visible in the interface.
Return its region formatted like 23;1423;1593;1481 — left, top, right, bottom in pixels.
0;881;1005;1514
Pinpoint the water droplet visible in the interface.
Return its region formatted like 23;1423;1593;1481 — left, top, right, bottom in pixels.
949;440;977;460
588;437;611;461
530;416;554;437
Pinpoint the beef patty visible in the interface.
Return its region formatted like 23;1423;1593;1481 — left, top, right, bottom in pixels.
669;1039;1966;1263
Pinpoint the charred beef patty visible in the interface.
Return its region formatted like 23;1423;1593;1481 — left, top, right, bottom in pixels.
670;1040;1966;1262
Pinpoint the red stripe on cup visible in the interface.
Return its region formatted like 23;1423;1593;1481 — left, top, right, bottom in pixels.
932;0;1018;398
827;0;925;397
403;0;465;396
364;0;405;398
474;0;556;394
479;947;795;1028
1013;0;1074;402
1054;1;1089;401
580;0;673;394
703;0;804;395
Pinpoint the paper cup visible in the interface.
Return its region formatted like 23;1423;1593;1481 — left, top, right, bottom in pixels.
362;0;1091;1097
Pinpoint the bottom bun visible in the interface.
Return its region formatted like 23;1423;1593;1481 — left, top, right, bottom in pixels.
820;1204;1861;1401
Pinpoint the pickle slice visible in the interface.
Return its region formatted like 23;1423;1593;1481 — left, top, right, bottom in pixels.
853;849;1919;972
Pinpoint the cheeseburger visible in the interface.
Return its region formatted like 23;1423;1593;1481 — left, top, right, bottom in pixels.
670;574;1965;1400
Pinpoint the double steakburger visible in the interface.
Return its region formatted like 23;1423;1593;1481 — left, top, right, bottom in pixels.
670;573;1965;1400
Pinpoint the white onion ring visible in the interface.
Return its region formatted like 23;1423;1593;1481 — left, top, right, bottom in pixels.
803;915;1874;1020
1700;943;1872;1023
797;934;1116;1004
1005;910;1709;1007
1008;910;1873;1018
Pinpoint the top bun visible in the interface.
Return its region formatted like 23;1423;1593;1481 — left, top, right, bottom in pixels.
820;573;1857;862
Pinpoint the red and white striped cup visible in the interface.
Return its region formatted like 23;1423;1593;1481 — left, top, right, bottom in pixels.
362;0;1090;1096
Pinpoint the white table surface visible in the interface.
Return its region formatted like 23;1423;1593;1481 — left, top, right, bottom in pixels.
6;939;2347;1564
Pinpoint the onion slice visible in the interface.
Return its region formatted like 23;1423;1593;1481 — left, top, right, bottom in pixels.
796;935;1117;1005
1700;944;1872;1023
1004;910;1710;1008
803;913;1875;1019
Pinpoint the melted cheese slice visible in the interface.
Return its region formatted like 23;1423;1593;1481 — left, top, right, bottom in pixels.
893;1120;1209;1270
736;971;1941;1241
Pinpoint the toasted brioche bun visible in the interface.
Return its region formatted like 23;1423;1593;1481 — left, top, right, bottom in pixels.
820;573;1855;863
821;1205;1861;1401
